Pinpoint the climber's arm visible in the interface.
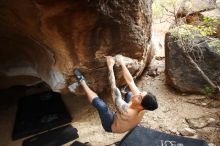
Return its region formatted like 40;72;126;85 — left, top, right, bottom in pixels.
106;56;128;113
115;55;140;95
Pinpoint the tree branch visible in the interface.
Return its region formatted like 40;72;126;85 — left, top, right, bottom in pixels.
179;37;219;92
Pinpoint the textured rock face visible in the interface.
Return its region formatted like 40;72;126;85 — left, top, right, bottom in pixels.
0;0;153;93
165;33;220;94
176;0;217;17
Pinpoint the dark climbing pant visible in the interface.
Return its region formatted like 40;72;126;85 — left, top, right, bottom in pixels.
91;92;132;132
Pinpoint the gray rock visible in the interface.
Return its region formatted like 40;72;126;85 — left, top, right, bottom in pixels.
168;128;180;135
177;0;217;17
165;32;220;94
186;112;220;129
179;127;196;136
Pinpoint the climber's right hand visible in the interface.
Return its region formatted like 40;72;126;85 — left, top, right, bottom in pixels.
115;54;124;65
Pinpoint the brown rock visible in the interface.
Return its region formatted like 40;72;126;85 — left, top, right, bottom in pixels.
0;0;153;94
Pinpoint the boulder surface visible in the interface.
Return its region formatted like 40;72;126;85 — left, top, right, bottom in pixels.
0;0;153;94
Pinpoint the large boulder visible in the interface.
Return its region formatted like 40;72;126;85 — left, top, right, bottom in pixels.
0;0;153;94
176;0;217;18
165;31;220;94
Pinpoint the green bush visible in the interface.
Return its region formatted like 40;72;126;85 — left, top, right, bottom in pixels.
202;85;218;96
170;16;220;39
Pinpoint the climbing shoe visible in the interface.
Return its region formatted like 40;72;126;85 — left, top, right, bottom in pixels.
74;69;85;82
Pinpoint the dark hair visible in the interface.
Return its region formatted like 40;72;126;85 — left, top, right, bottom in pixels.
141;92;158;111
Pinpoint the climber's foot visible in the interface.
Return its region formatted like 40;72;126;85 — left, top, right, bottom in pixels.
74;69;86;82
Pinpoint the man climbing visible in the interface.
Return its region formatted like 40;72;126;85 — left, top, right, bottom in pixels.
73;55;158;133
